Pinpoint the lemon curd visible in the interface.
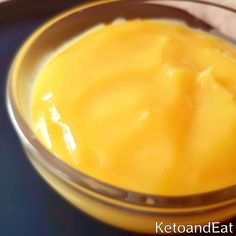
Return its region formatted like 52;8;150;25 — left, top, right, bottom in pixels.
31;20;236;196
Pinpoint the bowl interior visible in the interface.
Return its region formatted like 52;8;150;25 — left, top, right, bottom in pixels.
8;0;236;206
12;0;214;122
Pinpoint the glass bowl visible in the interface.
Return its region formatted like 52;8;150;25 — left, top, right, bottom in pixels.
6;0;236;234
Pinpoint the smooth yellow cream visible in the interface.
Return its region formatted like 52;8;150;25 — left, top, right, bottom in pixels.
31;20;236;195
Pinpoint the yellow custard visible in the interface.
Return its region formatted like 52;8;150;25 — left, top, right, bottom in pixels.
31;20;236;195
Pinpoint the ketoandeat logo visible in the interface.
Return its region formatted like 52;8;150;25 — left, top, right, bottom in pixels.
155;222;233;234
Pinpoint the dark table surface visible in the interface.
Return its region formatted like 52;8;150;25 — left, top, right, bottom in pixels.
0;1;235;236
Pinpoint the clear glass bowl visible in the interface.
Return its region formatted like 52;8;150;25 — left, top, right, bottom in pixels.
6;0;236;234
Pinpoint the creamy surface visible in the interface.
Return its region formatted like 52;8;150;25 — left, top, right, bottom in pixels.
31;20;236;195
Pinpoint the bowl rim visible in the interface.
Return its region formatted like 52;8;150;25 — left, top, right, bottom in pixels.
6;0;236;210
